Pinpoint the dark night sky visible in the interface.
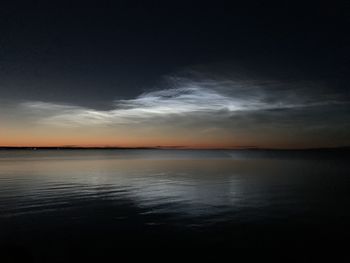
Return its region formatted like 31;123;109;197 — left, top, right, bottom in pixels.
0;1;349;147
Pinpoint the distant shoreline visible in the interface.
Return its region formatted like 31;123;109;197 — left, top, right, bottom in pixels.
0;146;349;151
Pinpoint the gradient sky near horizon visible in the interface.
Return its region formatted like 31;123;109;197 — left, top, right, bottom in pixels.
0;2;350;148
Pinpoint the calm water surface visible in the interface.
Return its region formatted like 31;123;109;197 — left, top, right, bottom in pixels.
1;150;349;260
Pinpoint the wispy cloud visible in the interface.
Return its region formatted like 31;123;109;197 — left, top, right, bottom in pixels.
20;76;349;127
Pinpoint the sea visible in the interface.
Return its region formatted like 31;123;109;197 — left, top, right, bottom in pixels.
0;149;349;261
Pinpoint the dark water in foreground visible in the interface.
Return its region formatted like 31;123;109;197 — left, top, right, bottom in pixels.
1;149;350;261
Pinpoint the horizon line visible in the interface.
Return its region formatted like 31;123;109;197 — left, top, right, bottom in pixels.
0;145;349;151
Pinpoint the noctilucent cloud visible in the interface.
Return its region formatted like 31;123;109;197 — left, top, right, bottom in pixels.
0;3;349;148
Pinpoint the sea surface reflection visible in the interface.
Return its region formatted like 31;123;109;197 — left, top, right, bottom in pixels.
1;150;349;260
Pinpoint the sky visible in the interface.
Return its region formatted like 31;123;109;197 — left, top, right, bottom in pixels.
0;1;349;148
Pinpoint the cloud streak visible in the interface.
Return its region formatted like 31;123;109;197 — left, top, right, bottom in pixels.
20;76;349;128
